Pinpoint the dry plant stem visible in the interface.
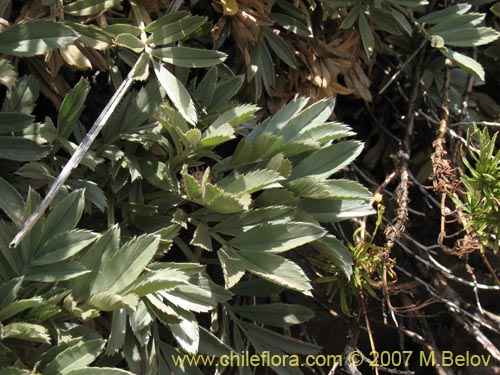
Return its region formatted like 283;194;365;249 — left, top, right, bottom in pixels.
420;317;456;375
452;311;500;362
436;277;500;361
398;328;408;373
362;356;414;375
9;53;148;248
378;39;427;95
465;262;484;314
383;45;425;328
375;171;397;196
342;316;363;375
354;166;425;216
395;265;500;334
395;230;499;290
480;252;500;287
432;58;452;245
385;45;425;247
385;320;459;374
359;292;379;375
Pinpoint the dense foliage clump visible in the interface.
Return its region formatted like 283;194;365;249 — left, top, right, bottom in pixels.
0;0;499;374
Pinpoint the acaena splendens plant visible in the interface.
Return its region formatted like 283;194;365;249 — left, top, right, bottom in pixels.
0;7;374;374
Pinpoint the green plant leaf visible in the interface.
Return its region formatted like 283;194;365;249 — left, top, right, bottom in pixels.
88;292;139;311
289;122;354;144
145;295;181;325
0;368;32;375
105;308;126;355
230;279;286;297
440;48;485;81
231;303;314;327
263;28;297;68
229;222;326;253
57;78;90;139
208;75;245;110
26;261;90;282
144;11;190;32
41;190;85;245
20;188;44;263
418;3;471;24
69;225;120;300
89;234;160;295
65;369;135;375
63;294;99;320
392;9;412;36
492;2;500;17
0;136;49;161
151;47;226;67
2;74;39;114
63;0;121;16
0;176;24;225
2;322;50;343
258;97;308;137
195;66;217;107
31;230;96;266
160;278;230;313
146;14;206;46
169;310;200;355
206;104;260;129
0;19;78;57
153;59;197;125
190;223;213;252
241;321;320;354
64;21;113;50
370;8;401;35
270;13;313;37
298;199;376;222
290;140;364;180
43;339;106;375
359;12;374;58
212;206;295;236
123;267;191;296
0;297;44;321
71;179;107;211
105;24;142;36
341;6;361;29
281;98;335;141
0;277;23;310
181;172;202;200
228;133;283;168
288;178;372;200
427;13;485;35
198;326;234;357
200;123;235;147
237;251;311;293
217;169;285;196
201;183;251;213
114;33;145;53
439;27;500;47
312;235;354;279
385;0;428;6
104;80;162;138
218;247;246;288
0;58;16;88
0;112;34;133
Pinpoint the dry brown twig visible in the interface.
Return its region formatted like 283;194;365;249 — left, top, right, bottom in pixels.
382;43;427;329
384;43;426;248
